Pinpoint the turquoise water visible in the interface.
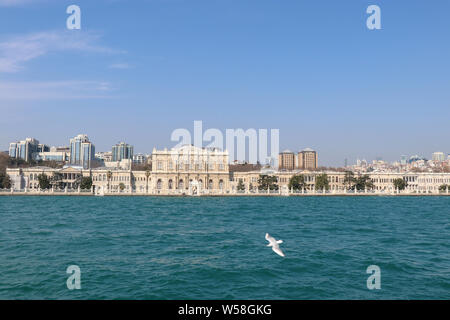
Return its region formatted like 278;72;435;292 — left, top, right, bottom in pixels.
0;196;449;299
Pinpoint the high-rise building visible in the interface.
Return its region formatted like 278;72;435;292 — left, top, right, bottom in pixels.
400;155;408;165
133;153;146;164
8;138;39;162
298;148;318;170
37;144;49;153
112;142;133;162
33;146;70;162
8;143;17;159
432;152;445;162
278;150;295;170
69;134;95;169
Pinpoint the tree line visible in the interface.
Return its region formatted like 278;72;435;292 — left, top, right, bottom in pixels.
33;173;93;190
236;172;411;192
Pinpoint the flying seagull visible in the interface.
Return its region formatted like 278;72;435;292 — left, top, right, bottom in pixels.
265;233;285;257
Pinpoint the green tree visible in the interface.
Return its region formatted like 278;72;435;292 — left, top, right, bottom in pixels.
315;173;330;191
288;175;305;190
257;175;279;191
37;173;51;189
439;184;449;192
355;175;374;191
80;177;92;190
237;179;245;191
119;183;126;191
107;170;113;191
343;171;356;190
50;172;64;189
72;175;82;189
145;170;151;193
393;178;407;190
0;172;11;189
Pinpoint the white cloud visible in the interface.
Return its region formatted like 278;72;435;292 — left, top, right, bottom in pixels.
0;80;115;100
109;63;132;69
0;0;34;7
0;30;122;72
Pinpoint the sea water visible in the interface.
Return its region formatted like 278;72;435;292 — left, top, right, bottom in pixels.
0;196;448;299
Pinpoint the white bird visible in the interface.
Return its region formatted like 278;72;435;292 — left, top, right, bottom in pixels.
265;233;285;257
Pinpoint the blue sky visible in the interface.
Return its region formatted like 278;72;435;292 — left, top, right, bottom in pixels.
1;0;449;166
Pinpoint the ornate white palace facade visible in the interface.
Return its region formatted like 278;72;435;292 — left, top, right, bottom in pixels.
6;146;231;195
4;146;450;195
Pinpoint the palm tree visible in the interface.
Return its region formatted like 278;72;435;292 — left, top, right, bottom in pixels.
343;171;355;190
145;170;151;193
107;171;112;191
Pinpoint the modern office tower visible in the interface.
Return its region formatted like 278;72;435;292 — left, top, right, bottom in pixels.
34;146;70;162
69;134;95;169
34;151;69;162
432;152;445;162
37;144;50;153
112;142;134;162
298;148;318;170
8;138;39;162
133;153;146;164
278;150;295;170
400;155;408;165
8;143;17;159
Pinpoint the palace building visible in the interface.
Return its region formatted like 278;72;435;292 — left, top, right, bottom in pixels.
6;145;230;195
5;145;450;195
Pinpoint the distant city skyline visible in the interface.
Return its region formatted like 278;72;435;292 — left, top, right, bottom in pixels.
1;0;450;166
5;132;449;167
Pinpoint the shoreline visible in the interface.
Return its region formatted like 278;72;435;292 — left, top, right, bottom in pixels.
1;192;449;197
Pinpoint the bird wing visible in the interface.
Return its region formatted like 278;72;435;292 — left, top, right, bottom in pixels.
272;246;285;257
265;233;275;243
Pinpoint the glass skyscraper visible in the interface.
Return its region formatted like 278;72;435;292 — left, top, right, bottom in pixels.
8;138;39;162
112;142;133;162
69;134;95;169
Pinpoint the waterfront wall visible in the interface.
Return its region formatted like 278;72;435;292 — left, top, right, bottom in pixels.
1;188;449;197
6;165;450;196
